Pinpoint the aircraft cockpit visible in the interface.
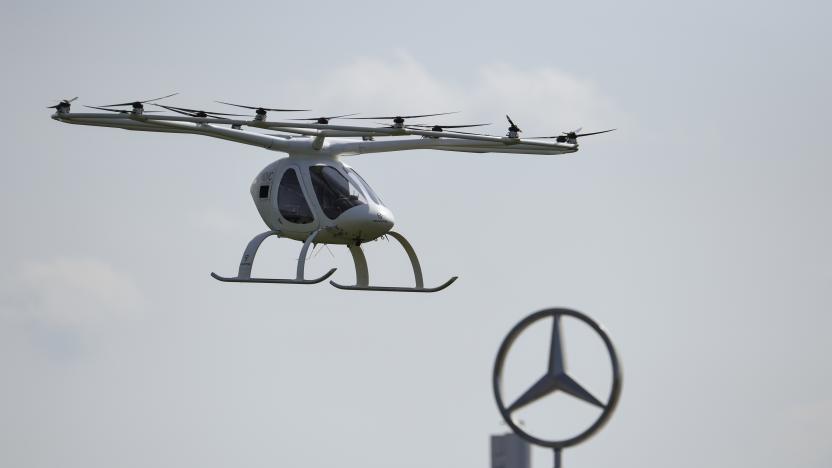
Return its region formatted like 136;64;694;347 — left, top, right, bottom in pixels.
251;160;394;244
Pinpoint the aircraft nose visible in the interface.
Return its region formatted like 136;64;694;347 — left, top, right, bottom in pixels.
336;205;394;241
376;205;395;228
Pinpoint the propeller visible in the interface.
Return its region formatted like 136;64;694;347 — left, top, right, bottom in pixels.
506;115;522;135
406;123;491;132
155;104;250;119
351;111;458;126
529;128;616;142
375;124;498;138
288;113;359;124
97;93;178;111
85;105;162;114
47;97;78;111
215;101;310;119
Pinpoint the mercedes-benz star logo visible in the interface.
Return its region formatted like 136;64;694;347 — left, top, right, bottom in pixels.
493;308;622;452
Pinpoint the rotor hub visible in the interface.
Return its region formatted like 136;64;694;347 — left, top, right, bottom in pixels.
557;132;578;143
505;115;522;138
49;99;74;114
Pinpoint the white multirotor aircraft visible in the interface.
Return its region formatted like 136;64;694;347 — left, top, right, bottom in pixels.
49;94;614;293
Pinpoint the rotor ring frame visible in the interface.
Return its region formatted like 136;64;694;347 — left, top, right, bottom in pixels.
492;308;622;450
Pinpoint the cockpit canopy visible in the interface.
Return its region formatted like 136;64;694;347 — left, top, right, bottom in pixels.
309;165;367;219
251;160;394;244
272;163;384;225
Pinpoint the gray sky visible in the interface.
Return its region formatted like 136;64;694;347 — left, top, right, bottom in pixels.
1;1;831;467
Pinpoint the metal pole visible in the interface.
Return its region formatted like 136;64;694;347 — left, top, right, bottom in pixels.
553;448;562;468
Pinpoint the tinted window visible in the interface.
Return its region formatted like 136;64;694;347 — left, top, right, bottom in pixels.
277;168;314;224
310;165;367;219
346;168;383;204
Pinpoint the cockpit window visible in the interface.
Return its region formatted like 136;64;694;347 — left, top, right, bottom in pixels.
309;165;367;219
277;168;314;224
346;168;383;205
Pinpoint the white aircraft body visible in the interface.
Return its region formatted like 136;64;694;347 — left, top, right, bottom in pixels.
49;96;612;292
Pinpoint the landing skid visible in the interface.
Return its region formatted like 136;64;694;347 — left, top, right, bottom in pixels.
211;230;335;284
210;270;336;284
329;277;457;293
329;231;458;293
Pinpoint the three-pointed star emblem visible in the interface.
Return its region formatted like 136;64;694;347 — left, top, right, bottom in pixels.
507;314;605;413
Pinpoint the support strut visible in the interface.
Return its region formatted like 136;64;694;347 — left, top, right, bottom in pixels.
329;230;457;292
211;230;336;284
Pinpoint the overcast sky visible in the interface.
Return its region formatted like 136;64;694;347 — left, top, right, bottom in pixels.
1;1;831;468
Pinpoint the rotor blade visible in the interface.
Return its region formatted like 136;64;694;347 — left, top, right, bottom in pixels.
99;101;138;108
215;101;259;110
156;105;225;118
156;105;199;117
575;128;616;137
529;129;616;139
437;129;498;136
205;113;237;120
84;105;161;113
198;111;249;117
215;101;310;112
85;105;126;113
156;104;248;116
140;92;179;104
399;125;498;136
407;123;490;129
48;96;79;108
100;93;178;107
288;113;359;121
351;111;459;120
505;115;522;132
171;111;238;120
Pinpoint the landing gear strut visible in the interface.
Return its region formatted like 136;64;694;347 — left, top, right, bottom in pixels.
211;230;457;293
210;230;337;284
330;231;458;293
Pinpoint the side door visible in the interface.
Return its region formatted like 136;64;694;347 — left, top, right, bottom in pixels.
274;165;319;232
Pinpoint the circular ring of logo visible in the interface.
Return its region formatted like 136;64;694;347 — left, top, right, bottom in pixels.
492;308;622;449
